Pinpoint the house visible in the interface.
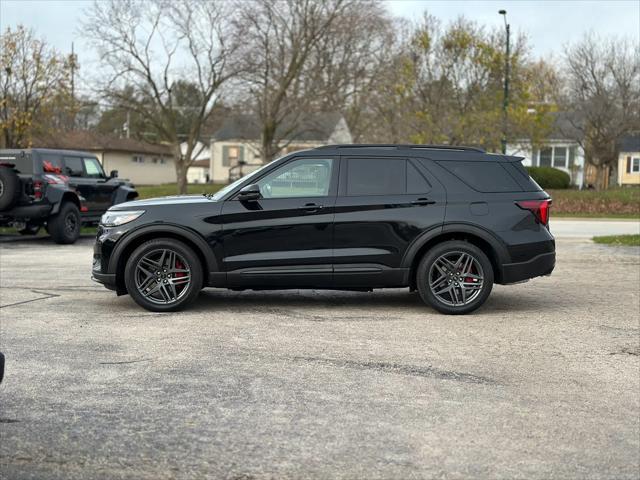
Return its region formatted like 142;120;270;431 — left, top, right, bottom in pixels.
209;112;352;183
506;112;586;188
32;131;176;185
618;133;640;187
181;141;211;184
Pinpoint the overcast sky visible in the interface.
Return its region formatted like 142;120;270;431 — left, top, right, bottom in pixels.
1;0;638;66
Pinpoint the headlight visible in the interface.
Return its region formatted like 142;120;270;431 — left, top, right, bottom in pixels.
100;210;145;227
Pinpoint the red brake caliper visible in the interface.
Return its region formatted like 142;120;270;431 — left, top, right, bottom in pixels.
175;260;186;292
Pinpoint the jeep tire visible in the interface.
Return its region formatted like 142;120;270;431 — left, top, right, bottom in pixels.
0;167;20;210
48;202;81;244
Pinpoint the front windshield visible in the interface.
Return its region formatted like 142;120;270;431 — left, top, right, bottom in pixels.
209;160;275;200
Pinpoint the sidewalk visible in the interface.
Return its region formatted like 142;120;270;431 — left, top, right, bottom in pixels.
551;218;640;238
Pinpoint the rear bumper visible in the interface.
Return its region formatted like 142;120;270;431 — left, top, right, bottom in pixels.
0;203;52;221
499;251;556;284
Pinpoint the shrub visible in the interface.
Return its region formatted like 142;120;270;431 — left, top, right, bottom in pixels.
526;166;571;189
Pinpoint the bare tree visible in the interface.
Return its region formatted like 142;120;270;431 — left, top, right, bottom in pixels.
0;26;73;148
83;0;240;193
236;0;370;162
561;33;640;189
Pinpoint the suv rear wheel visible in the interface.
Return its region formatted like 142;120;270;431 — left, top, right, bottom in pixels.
416;240;494;314
18;223;41;235
124;238;203;312
48;202;81;244
0;167;20;210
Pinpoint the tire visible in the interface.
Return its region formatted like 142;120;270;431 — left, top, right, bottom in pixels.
47;202;81;244
416;240;494;315
18;223;41;235
0;167;20;210
124;238;203;312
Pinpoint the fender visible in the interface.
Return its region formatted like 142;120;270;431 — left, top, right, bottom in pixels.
107;223;219;274
49;187;81;215
112;186;138;205
400;222;510;269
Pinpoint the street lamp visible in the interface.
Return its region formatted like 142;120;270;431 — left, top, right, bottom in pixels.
499;9;510;154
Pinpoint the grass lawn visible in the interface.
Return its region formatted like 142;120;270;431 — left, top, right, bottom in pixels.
136;183;225;199
549;188;640;218
593;234;640;246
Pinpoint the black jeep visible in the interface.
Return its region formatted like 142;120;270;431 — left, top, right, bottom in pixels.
0;148;138;244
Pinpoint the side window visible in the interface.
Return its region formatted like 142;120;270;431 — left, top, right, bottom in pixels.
438;161;522;193
407;161;431;194
256;158;333;198
347;158;406;196
83;157;104;178
40;154;63;174
63;157;84;177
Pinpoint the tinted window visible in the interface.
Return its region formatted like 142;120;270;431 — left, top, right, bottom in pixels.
347;158;406;195
257;158;333;198
63;157;84;177
439;161;522;193
40;154;63;174
407;161;431;194
0;153;32;173
507;162;542;192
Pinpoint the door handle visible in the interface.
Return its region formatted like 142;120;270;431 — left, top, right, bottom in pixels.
411;198;436;206
298;203;323;212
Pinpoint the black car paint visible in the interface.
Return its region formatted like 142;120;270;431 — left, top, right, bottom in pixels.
92;146;555;295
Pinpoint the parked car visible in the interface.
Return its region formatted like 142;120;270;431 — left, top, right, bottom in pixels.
92;144;555;314
0;148;138;244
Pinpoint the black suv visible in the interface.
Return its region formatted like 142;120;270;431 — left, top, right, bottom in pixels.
92;145;555;314
0;148;138;243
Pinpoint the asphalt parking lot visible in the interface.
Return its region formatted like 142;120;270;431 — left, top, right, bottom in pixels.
0;228;639;479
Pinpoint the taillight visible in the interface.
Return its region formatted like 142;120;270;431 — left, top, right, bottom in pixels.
516;199;551;226
33;180;44;200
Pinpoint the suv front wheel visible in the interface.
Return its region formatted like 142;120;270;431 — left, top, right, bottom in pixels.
48;202;81;244
124;238;203;312
417;240;494;314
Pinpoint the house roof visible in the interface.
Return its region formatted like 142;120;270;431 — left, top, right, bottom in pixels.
32;131;172;156
213;112;345;143
619;132;640;152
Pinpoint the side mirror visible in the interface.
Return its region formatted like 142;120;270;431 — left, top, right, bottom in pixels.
238;183;261;201
109;170;119;179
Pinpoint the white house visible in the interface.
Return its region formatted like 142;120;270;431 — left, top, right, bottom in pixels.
34;131;177;185
506;112;585;188
181;141;211;184
618;133;640;187
209;112;353;183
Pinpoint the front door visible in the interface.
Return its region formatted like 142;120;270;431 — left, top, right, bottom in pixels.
63;156;116;215
332;156;446;287
220;156;338;288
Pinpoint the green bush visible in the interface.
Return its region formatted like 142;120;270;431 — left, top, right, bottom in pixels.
526;166;571;189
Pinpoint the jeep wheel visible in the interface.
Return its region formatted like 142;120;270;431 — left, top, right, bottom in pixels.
48;202;81;244
416;240;494;315
18;223;41;235
124;238;203;312
0;167;20;210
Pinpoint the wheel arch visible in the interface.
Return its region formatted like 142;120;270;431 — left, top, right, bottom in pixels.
109;225;217;294
403;223;508;289
49;190;81;215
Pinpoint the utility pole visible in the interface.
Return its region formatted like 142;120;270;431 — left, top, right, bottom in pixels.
70;42;77;129
499;10;510;154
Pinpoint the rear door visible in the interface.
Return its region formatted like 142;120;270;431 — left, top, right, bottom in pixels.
220;156;338;288
332;156;446;287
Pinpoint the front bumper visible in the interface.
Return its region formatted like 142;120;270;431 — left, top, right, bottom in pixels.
91;272;117;291
500;251;556;284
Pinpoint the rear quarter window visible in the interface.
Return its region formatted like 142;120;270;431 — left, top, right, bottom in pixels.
438;161;522;193
0;153;33;173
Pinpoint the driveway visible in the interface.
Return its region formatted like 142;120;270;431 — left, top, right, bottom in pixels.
552;218;640;238
0;235;638;479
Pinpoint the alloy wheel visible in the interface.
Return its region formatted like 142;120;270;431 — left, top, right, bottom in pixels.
65;212;77;234
428;251;484;306
134;249;192;305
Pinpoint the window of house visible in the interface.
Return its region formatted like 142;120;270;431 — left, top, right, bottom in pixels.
151;157;159;164
256;158;333;198
222;145;243;167
132;155;144;163
63;156;84;177
553;147;567;168
632;157;640;173
539;148;552;167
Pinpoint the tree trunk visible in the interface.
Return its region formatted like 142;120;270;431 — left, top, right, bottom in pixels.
174;145;188;194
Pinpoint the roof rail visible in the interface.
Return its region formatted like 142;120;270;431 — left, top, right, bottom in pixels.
315;144;485;153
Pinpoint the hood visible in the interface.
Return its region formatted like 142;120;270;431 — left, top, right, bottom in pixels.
110;194;215;210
